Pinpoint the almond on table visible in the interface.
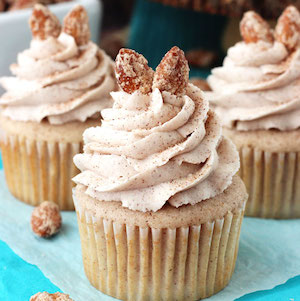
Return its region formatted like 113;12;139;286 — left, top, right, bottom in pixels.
240;11;274;44
115;48;154;94
30;292;74;301
152;46;189;96
275;5;300;51
29;4;61;40
63;4;90;46
31;201;62;238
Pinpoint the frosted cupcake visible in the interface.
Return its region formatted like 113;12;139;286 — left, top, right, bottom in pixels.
73;47;247;300
0;4;117;210
208;6;300;218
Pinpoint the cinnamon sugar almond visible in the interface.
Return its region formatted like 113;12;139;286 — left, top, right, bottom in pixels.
31;201;62;238
63;5;90;46
153;46;189;96
275;5;300;51
115;48;154;94
30;292;73;301
29;4;61;40
240;11;274;44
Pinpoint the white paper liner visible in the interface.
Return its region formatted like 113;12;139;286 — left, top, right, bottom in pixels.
0;134;82;210
74;198;246;301
239;147;300;218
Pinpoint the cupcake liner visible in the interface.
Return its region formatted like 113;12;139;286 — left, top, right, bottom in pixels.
239;147;300;218
75;199;246;300
0;133;82;210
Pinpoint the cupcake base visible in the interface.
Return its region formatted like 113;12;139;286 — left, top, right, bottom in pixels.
0;115;99;210
224;128;300;219
74;175;247;300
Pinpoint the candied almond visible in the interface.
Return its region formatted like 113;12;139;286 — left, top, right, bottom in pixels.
275;6;300;51
240;11;274;44
115;48;154;94
31;201;62;238
30;292;74;301
63;5;90;46
29;4;61;40
152;46;189;96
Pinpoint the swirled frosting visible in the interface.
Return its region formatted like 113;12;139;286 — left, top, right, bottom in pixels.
73;84;240;212
0;33;117;124
207;41;300;131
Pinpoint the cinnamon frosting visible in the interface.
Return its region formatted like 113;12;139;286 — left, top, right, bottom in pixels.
73;84;240;212
208;10;300;131
0;33;116;124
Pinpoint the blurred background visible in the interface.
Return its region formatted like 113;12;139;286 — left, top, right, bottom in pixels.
1;0;300;86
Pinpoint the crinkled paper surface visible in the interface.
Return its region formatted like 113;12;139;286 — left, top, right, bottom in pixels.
0;170;299;300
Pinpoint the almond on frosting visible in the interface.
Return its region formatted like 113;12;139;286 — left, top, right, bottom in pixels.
275;5;300;51
115;48;154;94
153;46;189;96
73;47;240;212
29;4;61;40
63;5;90;46
240;11;274;44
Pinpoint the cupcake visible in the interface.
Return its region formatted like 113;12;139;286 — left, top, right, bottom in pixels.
208;6;300;218
73;47;247;300
0;4;117;210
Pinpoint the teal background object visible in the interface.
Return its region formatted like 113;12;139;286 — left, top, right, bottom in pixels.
0;240;61;300
129;0;227;78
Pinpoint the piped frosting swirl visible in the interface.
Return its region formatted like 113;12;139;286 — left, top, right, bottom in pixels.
73;47;240;212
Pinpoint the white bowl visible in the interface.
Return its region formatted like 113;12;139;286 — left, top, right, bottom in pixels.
0;0;102;93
